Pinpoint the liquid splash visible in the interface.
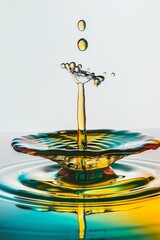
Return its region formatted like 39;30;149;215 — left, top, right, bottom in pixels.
12;130;160;171
61;62;105;86
10;62;160;239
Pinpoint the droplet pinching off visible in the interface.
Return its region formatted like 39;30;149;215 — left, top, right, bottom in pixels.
94;76;105;87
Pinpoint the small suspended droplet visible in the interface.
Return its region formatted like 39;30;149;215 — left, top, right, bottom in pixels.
103;72;106;75
111;72;115;77
87;68;90;71
61;62;106;88
75;66;80;72
65;63;70;70
94;79;101;87
78;64;82;69
77;20;86;31
77;38;88;51
70;62;76;70
61;63;65;69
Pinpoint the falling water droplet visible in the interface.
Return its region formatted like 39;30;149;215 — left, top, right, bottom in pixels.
77;38;88;51
87;68;90;71
77;20;86;31
111;72;115;77
103;72;106;75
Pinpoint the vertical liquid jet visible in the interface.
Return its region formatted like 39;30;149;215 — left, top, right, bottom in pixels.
77;83;87;149
61;62;105;150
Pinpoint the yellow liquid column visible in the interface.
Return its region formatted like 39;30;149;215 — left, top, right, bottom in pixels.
77;195;86;240
77;83;87;150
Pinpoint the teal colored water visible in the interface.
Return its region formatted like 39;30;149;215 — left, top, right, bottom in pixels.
1;132;160;239
1;188;159;240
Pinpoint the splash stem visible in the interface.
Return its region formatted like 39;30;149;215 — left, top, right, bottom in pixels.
77;83;87;149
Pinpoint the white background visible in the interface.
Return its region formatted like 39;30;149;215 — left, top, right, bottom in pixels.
0;0;160;133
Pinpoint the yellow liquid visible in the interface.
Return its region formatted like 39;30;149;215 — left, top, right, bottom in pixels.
77;83;87;150
77;38;88;51
77;20;86;31
10;61;160;239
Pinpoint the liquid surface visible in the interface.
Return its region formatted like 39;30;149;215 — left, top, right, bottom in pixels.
1;158;160;208
1;132;160;239
1;135;160;239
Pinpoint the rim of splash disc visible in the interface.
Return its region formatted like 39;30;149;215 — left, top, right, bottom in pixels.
11;129;160;157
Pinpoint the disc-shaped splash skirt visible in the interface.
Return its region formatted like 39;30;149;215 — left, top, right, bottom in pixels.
12;129;160;170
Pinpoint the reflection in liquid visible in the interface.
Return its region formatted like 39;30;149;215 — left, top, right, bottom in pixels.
1;158;160;239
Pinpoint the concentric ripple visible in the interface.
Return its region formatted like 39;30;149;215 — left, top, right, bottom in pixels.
11;130;160;170
0;158;160;213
